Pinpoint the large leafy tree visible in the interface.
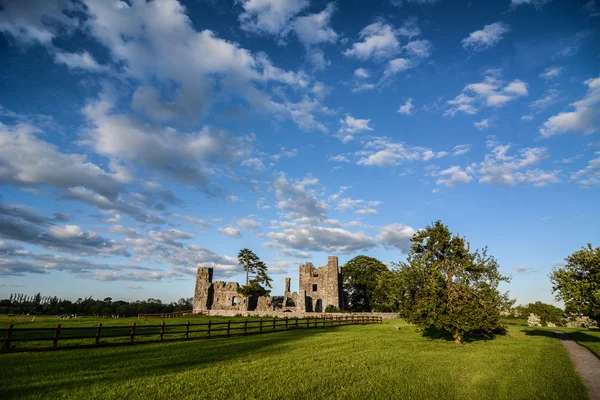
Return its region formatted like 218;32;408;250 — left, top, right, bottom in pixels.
397;221;510;343
515;302;564;325
343;255;389;311
237;248;272;297
551;243;600;317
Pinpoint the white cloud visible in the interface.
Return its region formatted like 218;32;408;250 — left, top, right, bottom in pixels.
54;51;107;72
540;76;600;137
0;0;79;45
354;68;371;78
356;138;446;167
273;173;328;220
391;0;441;5
445;74;528;116
511;0;552;8
377;223;416;253
462;22;510;52
343;20;405;61
268;225;376;254
329;154;350;163
398;99;414;115
531;89;560;111
453;144;472;156
580;0;600;18
521;114;534;121
226;196;240;202
239;0;308;35
241;157;266;171
474;118;492;130
290;3;338;46
337;115;374;143
477;141;559;187
217;227;242;238
515;266;536;274
570;152;600;186
238;218;261;230
435;165;473;188
540;66;564;80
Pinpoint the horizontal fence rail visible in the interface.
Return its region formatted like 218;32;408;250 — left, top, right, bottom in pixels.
1;315;382;353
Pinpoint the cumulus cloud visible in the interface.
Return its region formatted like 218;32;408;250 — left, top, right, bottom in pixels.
377;223;416;253
398;99;414;115
289;3;338;46
477;140;559;187
435;166;473;188
0;202;127;256
445;74;528;116
238;218;261;230
239;0;309;35
570;152;600;186
0;0;79;45
337;115;374;143
217;227;242;238
356;137;445;167
510;0;552;9
354;68;370;78
474;118;492;130
540;76;600;137
273;174;328;220
461;22;510;52
268;225;376;254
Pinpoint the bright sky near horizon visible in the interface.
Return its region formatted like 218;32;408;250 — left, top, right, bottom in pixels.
0;0;598;306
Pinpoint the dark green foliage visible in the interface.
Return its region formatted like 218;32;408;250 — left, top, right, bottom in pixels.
551;243;600;317
396;221;510;343
324;305;341;312
516;302;564;325
237;248;272;297
343;255;389;311
0;294;194;316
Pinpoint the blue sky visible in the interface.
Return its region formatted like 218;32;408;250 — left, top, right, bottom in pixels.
0;0;598;306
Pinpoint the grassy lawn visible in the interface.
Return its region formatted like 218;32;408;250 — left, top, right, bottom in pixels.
565;329;600;358
0;318;591;400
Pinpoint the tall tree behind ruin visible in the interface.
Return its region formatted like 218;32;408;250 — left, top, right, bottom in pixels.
237;249;273;297
343;255;389;312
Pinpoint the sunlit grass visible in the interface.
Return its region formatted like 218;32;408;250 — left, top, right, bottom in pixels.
0;318;590;400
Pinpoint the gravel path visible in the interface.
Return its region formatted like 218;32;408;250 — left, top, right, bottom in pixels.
555;332;600;400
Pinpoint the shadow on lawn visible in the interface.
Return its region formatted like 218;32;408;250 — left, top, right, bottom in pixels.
1;326;340;399
421;326;504;343
523;329;600;344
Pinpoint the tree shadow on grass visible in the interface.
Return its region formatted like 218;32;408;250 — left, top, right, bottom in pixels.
0;327;343;399
521;329;560;339
421;326;505;343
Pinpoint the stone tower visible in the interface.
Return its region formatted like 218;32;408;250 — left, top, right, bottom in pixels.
193;267;214;312
298;256;343;312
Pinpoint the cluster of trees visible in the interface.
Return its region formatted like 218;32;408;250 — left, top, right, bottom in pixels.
0;294;193;317
343;221;511;343
343;222;598;343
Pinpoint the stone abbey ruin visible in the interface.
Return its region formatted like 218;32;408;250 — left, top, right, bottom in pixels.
193;256;344;313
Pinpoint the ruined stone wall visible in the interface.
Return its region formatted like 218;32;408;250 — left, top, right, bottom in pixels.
211;281;246;311
193;267;213;312
299;256;343;311
204;310;399;319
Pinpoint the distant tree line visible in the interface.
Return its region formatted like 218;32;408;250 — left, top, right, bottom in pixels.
0;294;193;317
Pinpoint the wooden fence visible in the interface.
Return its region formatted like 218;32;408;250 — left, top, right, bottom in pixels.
137;310;194;318
1;315;382;353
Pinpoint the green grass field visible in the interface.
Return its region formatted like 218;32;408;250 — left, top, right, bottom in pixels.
0;316;594;400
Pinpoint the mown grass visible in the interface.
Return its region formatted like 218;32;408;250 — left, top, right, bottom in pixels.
563;329;600;358
0;318;590;400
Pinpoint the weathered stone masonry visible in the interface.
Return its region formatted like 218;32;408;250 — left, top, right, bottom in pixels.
193;256;344;313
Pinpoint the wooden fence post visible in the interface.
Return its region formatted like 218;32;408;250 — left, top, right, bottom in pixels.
272;318;276;331
4;324;13;350
285;317;289;329
52;324;61;349
130;322;136;344
259;319;263;334
207;321;212;339
160;321;165;341
185;321;190;339
95;323;102;346
306;318;309;328
244;320;248;336
227;320;231;337
295;317;298;328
